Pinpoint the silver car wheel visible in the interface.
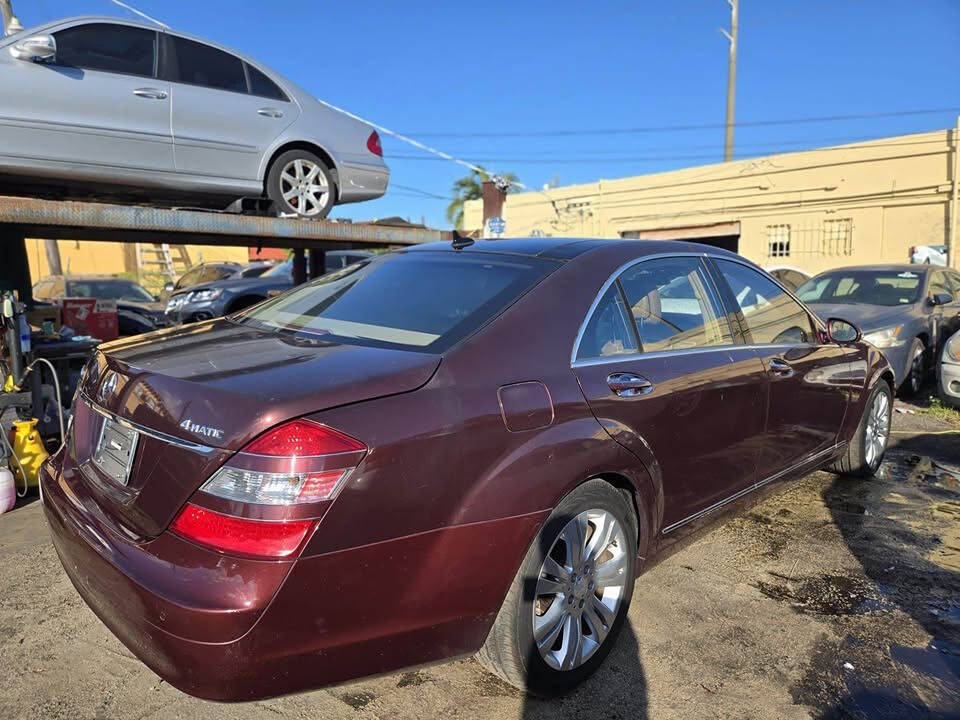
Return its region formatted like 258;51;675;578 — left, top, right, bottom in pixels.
279;158;329;217
864;389;890;468
533;509;628;671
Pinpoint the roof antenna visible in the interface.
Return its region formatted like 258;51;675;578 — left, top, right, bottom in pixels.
451;229;474;250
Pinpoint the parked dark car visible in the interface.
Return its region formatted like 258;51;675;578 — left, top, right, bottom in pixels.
41;238;892;701
797;264;960;394
164;251;373;324
32;274;169;335
161;261;259;299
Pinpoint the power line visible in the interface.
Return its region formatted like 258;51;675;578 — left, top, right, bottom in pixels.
380;130;947;157
390;183;453;201
385;137;951;165
397;107;960;138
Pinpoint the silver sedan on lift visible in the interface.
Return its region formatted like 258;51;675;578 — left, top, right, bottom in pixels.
0;16;389;218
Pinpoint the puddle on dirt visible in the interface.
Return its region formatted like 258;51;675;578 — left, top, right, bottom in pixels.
890;640;960;684
755;573;894;616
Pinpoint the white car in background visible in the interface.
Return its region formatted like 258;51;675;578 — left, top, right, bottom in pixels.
939;329;960;409
911;244;947;266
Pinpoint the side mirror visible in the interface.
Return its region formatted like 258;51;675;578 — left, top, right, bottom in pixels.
928;292;953;307
163;282;175;293
826;318;861;344
9;34;56;62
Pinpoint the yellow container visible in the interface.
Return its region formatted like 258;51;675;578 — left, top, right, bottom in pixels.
8;419;48;491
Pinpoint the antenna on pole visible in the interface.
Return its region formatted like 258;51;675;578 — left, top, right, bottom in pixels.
719;0;739;162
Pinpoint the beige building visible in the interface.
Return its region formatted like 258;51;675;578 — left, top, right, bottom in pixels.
463;129;959;275
24;239;249;287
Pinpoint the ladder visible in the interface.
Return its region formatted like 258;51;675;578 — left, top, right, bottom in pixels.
135;243;192;283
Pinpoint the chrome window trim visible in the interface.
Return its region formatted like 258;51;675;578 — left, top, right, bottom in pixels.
81;393;217;455
571;343;744;369
570;251;826;366
661;443;842;535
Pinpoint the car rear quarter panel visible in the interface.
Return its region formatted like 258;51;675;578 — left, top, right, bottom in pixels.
306;245;660;560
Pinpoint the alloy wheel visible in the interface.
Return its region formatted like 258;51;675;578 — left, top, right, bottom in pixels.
533;509;628;671
864;389;890;468
279;158;329;216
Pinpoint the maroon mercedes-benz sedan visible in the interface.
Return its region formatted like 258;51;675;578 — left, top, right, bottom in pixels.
41;238;893;700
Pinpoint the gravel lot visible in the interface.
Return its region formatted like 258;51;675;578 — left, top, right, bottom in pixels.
1;400;958;719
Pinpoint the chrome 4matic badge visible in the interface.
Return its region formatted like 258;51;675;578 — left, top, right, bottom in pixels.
179;418;224;440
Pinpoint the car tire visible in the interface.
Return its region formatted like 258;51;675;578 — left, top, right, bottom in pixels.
900;337;926;398
477;479;638;696
266;150;336;219
830;380;892;477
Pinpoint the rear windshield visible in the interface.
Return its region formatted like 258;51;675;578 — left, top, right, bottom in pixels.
233;251;557;352
797;270;923;307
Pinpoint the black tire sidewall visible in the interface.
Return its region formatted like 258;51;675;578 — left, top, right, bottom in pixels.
860;381;892;473
516;481;637;695
267;150;335;218
903;338;925;396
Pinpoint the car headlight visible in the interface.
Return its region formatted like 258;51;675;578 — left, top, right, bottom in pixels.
946;333;960;362
189;288;223;303
863;325;906;349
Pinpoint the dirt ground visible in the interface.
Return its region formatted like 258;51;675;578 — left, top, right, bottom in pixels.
1;397;958;719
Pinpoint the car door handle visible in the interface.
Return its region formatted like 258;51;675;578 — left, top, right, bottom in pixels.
258;107;284;118
133;87;168;100
606;372;654;397
768;358;794;377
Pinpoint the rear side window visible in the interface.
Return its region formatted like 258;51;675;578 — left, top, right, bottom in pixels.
235;252;557;353
576;285;638;361
167;36;246;92
246;63;288;101
618;257;733;352
715;259;815;345
54;23;156;77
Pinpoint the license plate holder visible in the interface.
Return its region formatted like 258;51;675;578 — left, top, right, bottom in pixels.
93;417;139;486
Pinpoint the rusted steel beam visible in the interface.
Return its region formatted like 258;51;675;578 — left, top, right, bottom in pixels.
0;195;449;248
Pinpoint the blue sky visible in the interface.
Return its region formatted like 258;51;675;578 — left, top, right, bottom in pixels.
16;0;960;227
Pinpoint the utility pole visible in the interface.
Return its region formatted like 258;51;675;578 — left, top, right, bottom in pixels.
950;115;960;270
720;0;738;162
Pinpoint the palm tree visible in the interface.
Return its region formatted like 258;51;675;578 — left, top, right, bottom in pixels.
445;168;518;229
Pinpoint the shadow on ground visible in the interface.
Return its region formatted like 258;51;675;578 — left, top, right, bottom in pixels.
520;621;648;720
809;429;960;719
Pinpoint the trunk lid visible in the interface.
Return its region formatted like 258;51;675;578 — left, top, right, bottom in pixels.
72;319;440;538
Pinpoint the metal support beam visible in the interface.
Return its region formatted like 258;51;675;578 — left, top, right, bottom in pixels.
309;248;325;280
0;195;449;249
292;248;306;285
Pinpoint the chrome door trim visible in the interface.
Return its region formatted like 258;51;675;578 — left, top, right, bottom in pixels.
571;343;743;369
81;393;217;454
660;443;842;535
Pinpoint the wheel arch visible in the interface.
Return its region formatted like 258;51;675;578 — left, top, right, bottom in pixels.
261;141;341;199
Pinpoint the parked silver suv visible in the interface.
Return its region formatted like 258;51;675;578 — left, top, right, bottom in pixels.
0;16;389;217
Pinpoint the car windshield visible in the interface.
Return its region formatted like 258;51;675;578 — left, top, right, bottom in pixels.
234;252;557;352
262;259;292;278
66;280;155;302
796;270;923;307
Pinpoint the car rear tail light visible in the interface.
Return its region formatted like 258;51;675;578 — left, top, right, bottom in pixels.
171;419;366;558
366;130;383;157
172;504;314;558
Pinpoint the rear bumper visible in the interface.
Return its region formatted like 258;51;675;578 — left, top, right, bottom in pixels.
41;451;544;700
337;160;389;203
